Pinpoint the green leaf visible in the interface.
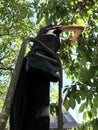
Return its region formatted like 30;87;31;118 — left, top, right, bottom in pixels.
83;111;88;121
92;105;97;116
93;118;98;130
79;102;86;113
79;68;92;83
69;96;76;109
63;99;69;111
76;95;81;104
94;95;98;107
87;111;92;119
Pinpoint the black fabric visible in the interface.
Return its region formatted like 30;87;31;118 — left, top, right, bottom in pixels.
32;34;60;53
27;34;61;82
10;57;50;130
26;53;59;82
32;117;49;130
10;25;62;130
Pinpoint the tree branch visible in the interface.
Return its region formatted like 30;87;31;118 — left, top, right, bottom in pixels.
0;34;10;37
0;67;13;71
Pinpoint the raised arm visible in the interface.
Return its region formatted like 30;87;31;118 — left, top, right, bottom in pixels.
59;25;85;44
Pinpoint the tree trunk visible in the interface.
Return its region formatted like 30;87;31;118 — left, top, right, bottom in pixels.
0;38;27;130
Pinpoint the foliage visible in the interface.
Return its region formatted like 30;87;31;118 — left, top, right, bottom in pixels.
0;0;98;129
76;118;98;130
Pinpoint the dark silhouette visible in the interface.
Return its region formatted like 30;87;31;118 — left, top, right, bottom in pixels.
10;25;62;130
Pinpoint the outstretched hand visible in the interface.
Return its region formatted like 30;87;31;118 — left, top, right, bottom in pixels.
59;25;85;44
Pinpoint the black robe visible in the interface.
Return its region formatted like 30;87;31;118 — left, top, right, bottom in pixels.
10;25;61;130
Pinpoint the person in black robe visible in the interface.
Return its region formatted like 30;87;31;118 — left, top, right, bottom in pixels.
10;25;62;130
10;24;84;130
